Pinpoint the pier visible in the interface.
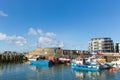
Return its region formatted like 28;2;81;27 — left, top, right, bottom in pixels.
0;53;27;63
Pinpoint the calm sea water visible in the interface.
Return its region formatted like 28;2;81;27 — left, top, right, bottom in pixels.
0;63;120;80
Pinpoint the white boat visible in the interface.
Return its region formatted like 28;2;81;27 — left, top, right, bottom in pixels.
90;55;113;69
97;58;113;69
99;62;113;69
59;58;70;62
111;58;120;68
111;58;120;65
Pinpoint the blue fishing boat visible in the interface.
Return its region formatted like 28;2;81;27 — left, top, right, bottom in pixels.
29;59;49;66
29;55;49;66
71;62;99;71
71;57;99;71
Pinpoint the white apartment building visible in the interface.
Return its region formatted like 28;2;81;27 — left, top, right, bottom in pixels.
89;38;114;53
115;43;120;53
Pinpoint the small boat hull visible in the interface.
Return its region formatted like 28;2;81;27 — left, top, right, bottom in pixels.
29;60;49;66
99;63;113;69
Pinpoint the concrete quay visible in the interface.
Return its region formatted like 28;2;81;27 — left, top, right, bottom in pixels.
100;53;120;62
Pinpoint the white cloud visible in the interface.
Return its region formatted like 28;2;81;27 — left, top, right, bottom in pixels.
28;28;37;35
12;36;26;46
38;33;64;48
15;39;26;46
46;32;56;38
38;36;52;45
28;28;64;48
37;29;43;35
38;32;57;47
0;10;8;16
0;33;7;40
56;42;64;48
0;33;27;46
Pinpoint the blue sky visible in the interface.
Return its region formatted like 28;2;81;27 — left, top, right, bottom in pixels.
0;0;120;52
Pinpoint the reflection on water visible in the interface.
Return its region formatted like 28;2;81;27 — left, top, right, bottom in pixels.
0;63;30;80
29;64;49;72
1;63;120;80
28;64;76;80
71;69;120;80
0;63;23;75
72;70;100;80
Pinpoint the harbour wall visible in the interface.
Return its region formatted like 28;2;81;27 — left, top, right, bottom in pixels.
0;53;27;63
1;47;120;63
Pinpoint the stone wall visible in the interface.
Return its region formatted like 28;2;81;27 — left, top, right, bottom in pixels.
26;48;63;59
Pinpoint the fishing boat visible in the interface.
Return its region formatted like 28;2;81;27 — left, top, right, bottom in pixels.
88;55;112;69
111;58;120;68
71;58;99;71
58;58;70;64
97;58;113;69
99;62;113;69
29;59;49;66
29;55;49;66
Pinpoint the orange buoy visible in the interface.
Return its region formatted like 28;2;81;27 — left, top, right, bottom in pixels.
109;68;114;73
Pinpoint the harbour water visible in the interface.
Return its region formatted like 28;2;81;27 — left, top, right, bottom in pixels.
0;63;120;80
